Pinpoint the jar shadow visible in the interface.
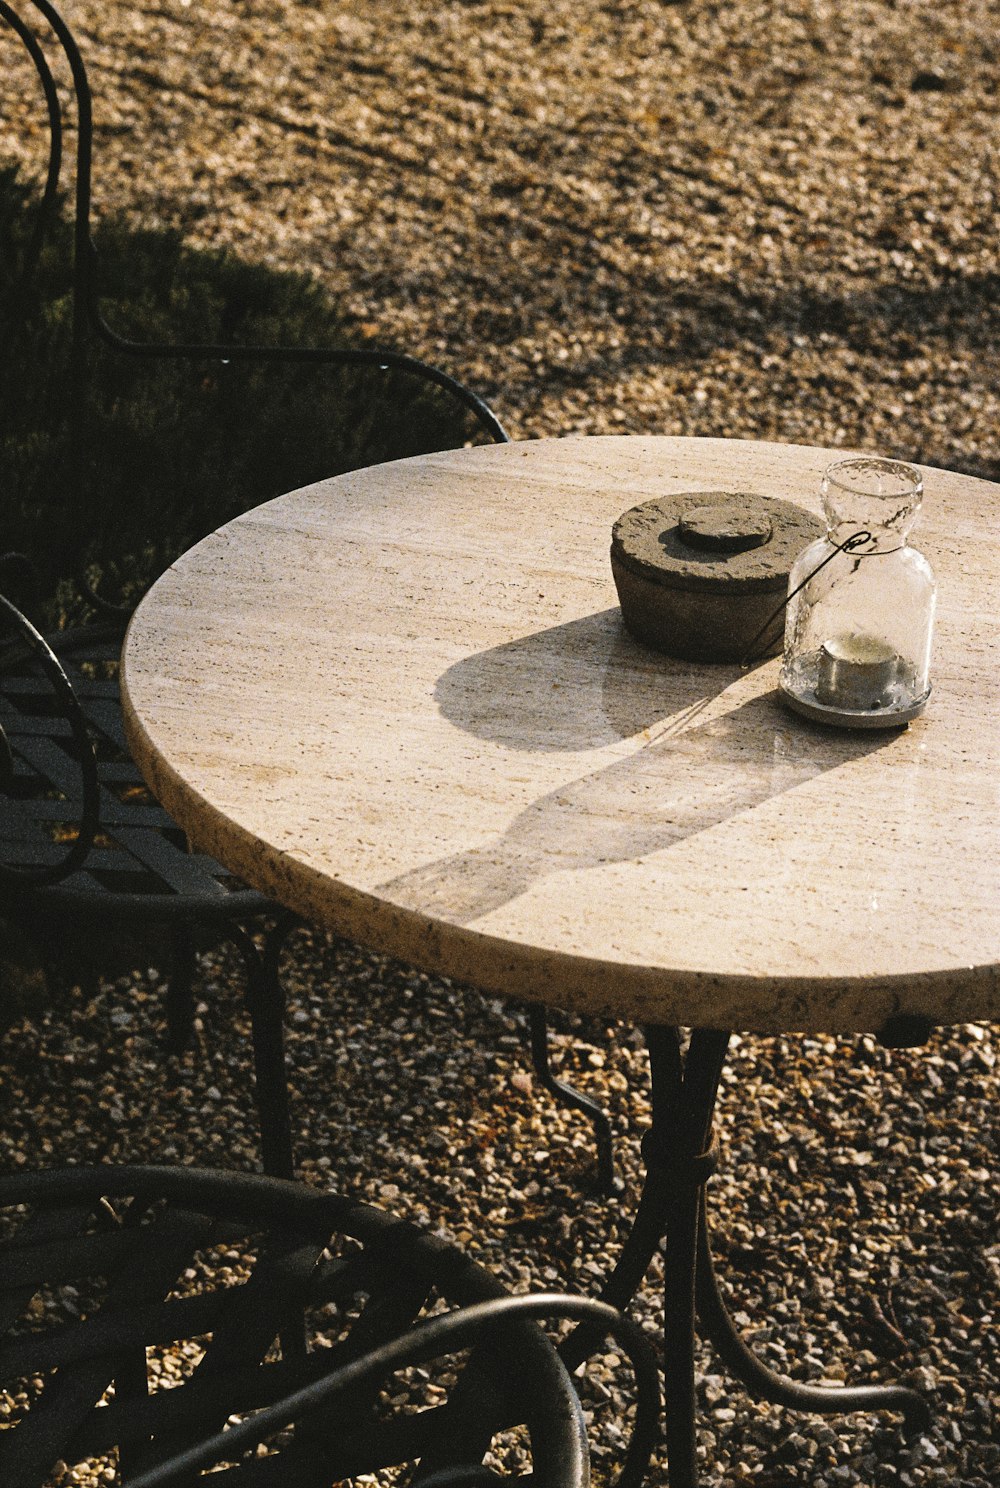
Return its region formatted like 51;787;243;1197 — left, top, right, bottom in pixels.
377;611;897;925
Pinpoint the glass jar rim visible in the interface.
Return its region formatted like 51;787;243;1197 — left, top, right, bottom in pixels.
823;455;923;502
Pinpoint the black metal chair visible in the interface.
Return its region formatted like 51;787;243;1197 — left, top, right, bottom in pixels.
0;1163;661;1487
0;0;617;1192
0;595;304;1176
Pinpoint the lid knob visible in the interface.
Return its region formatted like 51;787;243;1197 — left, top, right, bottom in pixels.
677;501;773;554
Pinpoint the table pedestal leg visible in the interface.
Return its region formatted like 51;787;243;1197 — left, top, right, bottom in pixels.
527;1004;622;1196
565;1024;929;1488
648;1025;729;1488
562;1027;725;1486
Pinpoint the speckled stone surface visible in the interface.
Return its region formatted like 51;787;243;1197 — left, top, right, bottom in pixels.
121;436;1000;1035
611;491;822;591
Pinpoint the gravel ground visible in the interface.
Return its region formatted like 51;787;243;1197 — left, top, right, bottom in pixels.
0;939;997;1485
4;0;1000;470
2;1;999;1484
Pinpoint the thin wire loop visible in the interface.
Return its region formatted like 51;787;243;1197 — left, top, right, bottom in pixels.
739;528;879;670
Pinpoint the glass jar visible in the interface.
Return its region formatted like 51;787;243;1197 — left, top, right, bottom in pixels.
778;456;936;728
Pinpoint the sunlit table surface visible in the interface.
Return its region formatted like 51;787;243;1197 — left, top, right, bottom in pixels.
121;435;1000;1039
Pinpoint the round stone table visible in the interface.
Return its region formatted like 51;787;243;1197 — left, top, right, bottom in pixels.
121;435;1000;1486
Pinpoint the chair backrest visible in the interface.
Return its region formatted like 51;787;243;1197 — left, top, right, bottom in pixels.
2;0;508;620
128;1292;661;1488
3;0;508;434
0;1165;660;1488
0;0;63;322
0;591;98;889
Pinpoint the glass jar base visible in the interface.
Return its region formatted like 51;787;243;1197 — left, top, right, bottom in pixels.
778;681;931;731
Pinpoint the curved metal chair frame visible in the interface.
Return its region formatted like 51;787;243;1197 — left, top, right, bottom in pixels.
0;593;99;891
0;592;298;1176
0;0;616;1192
0;1164;660;1487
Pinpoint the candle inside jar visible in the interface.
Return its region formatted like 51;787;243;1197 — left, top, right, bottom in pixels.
816;633;900;710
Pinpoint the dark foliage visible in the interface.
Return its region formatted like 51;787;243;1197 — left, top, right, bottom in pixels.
0;165;478;620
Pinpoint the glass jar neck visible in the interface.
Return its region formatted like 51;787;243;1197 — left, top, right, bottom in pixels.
827;519;908;554
821;458;922;542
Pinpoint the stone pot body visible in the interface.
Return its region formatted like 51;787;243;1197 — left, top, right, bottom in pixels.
610;492;823;664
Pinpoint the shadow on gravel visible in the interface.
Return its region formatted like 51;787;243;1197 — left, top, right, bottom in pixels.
420;253;1000;478
0;166;487;619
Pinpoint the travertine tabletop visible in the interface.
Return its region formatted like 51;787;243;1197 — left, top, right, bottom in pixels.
121;437;1000;1034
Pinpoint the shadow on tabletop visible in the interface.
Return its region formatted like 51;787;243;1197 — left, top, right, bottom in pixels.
379;610;897;924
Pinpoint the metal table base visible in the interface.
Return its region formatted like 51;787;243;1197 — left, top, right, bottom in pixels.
566;1026;929;1488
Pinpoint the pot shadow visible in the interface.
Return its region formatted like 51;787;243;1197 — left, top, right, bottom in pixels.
433;607;733;752
378;611;897;925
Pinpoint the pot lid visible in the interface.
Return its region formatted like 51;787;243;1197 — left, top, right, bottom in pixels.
610;491;823;594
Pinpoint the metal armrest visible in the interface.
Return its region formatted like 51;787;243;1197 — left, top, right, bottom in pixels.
0;591;100;888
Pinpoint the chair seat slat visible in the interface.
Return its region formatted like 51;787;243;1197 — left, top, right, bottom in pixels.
0;709;73;740
109;827;236;898
76;696;130;752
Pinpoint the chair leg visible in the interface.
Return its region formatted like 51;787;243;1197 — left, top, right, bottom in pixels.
0;914;47;1031
165;925;197;1055
229;921;296;1180
527;1004;621;1196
